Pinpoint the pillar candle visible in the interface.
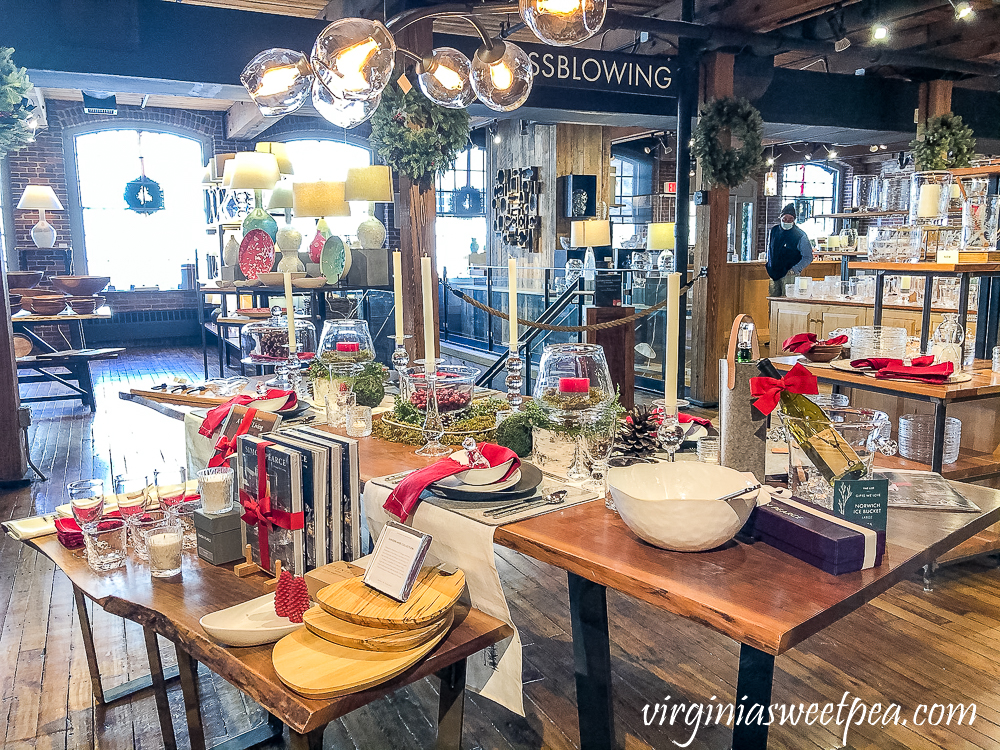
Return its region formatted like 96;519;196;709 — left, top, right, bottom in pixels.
421;256;435;374
393;251;404;343
917;184;942;219
664;272;680;412
508;257;518;352
901;276;911;291
283;272;297;354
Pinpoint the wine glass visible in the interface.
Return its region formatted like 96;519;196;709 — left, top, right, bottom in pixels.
153;467;188;510
657;411;685;462
114;474;150;522
581;411;619;509
68;479;104;532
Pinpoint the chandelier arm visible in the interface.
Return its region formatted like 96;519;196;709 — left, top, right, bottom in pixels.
386;3;519;49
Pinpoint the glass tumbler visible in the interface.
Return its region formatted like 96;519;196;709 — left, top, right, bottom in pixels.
146;522;184;578
345;405;373;437
69;479;104;532
197;467;234;515
696;437;720;463
83;517;127;572
168;496;202;550
131;510;171;561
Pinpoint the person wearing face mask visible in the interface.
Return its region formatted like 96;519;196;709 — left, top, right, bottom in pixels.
766;203;814;297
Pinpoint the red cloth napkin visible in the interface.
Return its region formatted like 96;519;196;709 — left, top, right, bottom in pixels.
55;511;123;549
198;389;297;437
875;361;954;383
851;355;934;370
783;333;849;354
646;408;713;428
384;444;520;523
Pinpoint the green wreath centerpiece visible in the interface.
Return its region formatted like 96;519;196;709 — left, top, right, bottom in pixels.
0;47;35;157
692;97;764;188
370;85;470;189
911;113;976;171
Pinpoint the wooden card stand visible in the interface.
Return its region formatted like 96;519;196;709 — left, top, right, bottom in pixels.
233;544;282;586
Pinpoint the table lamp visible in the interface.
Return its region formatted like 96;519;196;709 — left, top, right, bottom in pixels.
17;185;63;248
344;165;393;249
570;219;610;281
255;142;294;176
229;151;281;240
292;180;351;264
268;179;303;272
647;222;675;275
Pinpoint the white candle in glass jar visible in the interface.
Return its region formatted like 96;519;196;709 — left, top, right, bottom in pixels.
200;472;232;514
917;184;942;218
148;530;183;572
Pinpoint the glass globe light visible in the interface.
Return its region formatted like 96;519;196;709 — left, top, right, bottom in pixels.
240;48;313;116
470;40;533;112
311;18;396;102
418;47;476;109
312;78;381;129
519;0;607;46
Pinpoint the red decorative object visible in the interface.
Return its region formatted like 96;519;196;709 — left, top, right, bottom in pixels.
336;341;360;352
239;229;276;280
558;377;590;393
309;231;326;263
274;570;310;623
749;362;819;415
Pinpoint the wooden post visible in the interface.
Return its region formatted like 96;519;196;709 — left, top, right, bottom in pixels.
584;307;635;411
0;271;27;484
395;21;439;364
916;80;953;137
688;52;735;407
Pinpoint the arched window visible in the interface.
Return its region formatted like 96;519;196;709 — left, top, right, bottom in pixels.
780;162;840;239
74;129;209;289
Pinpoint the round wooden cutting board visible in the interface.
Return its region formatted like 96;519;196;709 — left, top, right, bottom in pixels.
303;606;453;652
272;623;449;699
315;568;466;630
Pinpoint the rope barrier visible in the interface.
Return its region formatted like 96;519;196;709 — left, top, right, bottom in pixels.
444;271;705;333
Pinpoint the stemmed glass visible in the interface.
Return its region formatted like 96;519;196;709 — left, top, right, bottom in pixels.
155;467;199;550
68;479;104;532
581;410;619;509
416;366;451;457
657;409;685;462
114;475;149;522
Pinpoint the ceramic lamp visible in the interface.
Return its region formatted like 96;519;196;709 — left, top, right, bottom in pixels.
345;166;393;250
255;142;294;175
294;181;351;264
570;219;610;282
17;185;63;249
231;152;281;240
268;180;304;272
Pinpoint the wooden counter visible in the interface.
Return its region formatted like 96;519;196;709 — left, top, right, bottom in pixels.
733;260;842;344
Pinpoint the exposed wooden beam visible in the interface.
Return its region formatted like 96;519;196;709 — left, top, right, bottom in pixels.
225;100;279;139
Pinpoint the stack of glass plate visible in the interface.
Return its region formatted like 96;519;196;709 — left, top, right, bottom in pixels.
898;414;961;465
851;326;907;360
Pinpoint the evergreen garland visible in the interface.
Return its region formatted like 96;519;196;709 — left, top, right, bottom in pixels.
910;113;976;171
0;47;35;157
691;97;764;188
369;84;470;188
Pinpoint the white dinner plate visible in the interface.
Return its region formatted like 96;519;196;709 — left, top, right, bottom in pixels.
436;468;522;491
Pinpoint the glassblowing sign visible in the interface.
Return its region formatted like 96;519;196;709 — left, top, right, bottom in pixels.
524;44;675;96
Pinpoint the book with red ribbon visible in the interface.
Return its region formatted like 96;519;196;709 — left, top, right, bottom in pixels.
237;435;306;575
209;405;283;469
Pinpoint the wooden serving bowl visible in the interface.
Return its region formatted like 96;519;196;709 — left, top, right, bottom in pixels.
9;294;21;314
68;297;99;314
803;345;843;363
31;298;69;316
49;275;111;296
6;271;43;289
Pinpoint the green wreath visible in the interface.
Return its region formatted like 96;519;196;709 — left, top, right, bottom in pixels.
692;97;764;188
911;113;976;171
0;47;35;157
369;84;470;189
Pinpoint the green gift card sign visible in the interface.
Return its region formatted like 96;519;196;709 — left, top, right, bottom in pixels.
833;478;888;531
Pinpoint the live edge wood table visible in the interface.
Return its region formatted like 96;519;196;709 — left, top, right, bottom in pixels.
23;534;510;750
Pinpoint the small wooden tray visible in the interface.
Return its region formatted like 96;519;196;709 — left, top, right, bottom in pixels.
271;622;450;699
315;567;466;630
303;606;453;652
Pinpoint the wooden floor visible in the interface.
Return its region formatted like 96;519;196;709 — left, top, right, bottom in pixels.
3;346;1000;749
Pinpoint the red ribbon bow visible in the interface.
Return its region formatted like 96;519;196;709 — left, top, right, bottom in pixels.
749;362;819;415
199;390;296;437
209;407;259;468
238;440;304;572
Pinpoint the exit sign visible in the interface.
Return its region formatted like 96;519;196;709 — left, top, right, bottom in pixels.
663;181;677;194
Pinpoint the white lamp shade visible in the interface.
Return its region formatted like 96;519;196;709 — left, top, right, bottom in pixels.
292;180;351;217
255;142;294;175
570;219;611;247
221;159;236;188
201;164;215;184
17;185;63;211
344;165;393;202
229;152;281;191
267;179;295;210
647;222;675;250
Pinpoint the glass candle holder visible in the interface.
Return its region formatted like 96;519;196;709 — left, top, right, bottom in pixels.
910;171;953;227
131;510;171;559
316;319;376;363
147;521;184;578
168;498;201;550
83;517;128;572
197;467;234;515
992;346;1000;373
69;479;104;532
325;389;357;429
696;437;720;464
345;405;373;437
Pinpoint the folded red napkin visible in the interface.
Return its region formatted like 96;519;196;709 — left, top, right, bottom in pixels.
851;355;934;370
384;444;520;522
875;361;954;383
199;389;297;437
55;512;123;549
646;408;713;428
783;333;849;354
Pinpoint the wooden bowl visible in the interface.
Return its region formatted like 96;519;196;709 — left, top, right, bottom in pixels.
6;271;42;289
68;298;98;315
803;346;843;363
49;275;111;296
9;294;21;314
292;276;328;289
31;298;69;316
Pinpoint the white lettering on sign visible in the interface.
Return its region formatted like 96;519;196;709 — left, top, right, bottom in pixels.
526;51;673;93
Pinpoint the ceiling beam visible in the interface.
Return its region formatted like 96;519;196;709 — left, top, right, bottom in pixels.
225;100;279;139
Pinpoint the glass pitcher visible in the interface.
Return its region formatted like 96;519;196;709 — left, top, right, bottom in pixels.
931;313;964;369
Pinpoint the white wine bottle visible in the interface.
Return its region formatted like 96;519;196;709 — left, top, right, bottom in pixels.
757;359;866;484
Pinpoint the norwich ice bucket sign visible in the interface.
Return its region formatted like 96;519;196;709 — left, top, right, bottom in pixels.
522;41;676;96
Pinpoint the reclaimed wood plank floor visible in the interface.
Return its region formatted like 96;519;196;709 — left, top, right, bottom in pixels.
3;346;1000;749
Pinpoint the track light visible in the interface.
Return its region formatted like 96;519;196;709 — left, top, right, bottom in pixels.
826;148;838;159
951;0;974;19
519;0;607;46
766;156;775;166
872;24;889;41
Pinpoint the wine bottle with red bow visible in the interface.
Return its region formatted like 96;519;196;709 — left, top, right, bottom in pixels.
757;359;866;484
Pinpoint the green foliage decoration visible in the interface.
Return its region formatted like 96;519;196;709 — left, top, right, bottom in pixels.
353;361;389;407
0;47;34;157
369;84;470;188
910;113;976;171
691;97;764;189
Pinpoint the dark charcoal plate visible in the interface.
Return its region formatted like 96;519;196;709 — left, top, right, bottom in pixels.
428;462;543;502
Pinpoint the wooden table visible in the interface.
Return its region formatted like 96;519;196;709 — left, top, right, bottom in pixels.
12;308;111;352
24;535;510;750
18;347;124;411
772;355;1000;475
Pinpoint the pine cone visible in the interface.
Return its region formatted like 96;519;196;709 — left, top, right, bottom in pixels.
286;577;310;624
274;570;294;618
615;406;660;458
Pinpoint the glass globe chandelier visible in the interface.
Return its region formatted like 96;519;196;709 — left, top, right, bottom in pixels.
519;0;607;46
470;40;534;112
310;18;396;102
311;78;381;129
417;47;476;109
240;48;313;116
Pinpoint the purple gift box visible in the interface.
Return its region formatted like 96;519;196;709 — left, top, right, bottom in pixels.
750;496;886;575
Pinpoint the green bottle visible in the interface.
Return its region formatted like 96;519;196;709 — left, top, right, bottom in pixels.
736;321;755;363
757;358;866;484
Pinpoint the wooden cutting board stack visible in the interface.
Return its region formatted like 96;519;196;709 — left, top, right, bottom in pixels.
272;566;466;699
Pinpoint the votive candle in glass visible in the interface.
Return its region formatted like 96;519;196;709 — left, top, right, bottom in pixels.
147;522;184;578
345;405;373;437
197;467;234;515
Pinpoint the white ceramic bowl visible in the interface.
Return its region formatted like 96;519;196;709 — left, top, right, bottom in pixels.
447;448;516;486
608;462;759;552
200;592;303;647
